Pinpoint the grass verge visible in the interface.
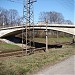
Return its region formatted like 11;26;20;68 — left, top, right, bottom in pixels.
34;37;74;44
0;44;75;75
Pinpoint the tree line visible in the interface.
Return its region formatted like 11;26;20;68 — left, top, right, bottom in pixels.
0;7;73;28
39;11;73;24
0;7;22;27
37;11;73;38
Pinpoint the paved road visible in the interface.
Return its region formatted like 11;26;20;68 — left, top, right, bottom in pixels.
33;55;75;75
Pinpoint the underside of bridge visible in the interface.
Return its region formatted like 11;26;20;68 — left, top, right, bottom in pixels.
1;28;74;38
1;29;75;48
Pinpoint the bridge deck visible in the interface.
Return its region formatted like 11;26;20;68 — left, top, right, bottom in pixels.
0;24;75;37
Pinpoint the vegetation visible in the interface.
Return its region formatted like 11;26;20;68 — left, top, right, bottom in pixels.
0;43;21;53
0;44;75;75
39;11;73;24
0;1;74;75
0;7;21;27
0;37;75;75
0;7;73;28
34;37;74;44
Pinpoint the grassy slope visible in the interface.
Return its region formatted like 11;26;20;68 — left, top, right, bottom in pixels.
0;37;75;75
0;44;75;75
0;43;21;53
34;37;73;44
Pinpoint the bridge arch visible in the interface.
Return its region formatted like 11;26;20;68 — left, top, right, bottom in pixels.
0;25;75;37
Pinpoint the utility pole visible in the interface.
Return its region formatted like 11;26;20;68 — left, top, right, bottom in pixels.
45;18;48;52
22;0;36;53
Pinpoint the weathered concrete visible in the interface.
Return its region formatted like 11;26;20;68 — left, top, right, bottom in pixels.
0;24;75;37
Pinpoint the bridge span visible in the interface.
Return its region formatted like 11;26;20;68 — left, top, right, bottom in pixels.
0;24;75;37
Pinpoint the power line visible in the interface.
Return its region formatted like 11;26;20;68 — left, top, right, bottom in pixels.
22;0;36;54
7;0;23;4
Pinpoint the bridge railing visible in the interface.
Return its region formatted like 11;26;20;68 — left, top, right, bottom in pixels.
0;24;75;29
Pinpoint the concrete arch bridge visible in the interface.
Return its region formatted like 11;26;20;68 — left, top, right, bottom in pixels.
0;24;75;38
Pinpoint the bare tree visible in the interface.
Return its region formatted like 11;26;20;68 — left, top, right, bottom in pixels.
64;20;73;24
39;11;73;24
8;9;19;26
0;7;21;27
39;11;64;24
0;7;9;27
16;16;23;26
49;11;64;24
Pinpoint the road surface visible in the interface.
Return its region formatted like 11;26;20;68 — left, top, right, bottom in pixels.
33;55;75;75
